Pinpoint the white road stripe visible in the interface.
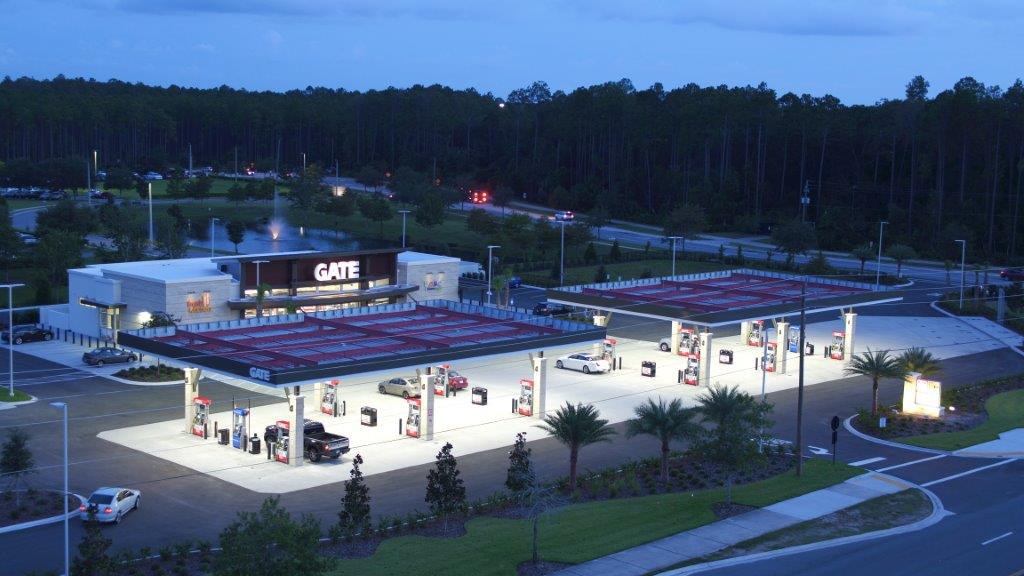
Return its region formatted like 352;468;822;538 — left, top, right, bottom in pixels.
849;456;886;466
981;532;1013;546
876;454;947;472
921;459;1018;487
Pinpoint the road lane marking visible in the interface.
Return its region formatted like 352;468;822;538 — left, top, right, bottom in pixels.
807;445;830;455
849;457;886;466
982;532;1013;546
921;458;1018;487
876;454;947;472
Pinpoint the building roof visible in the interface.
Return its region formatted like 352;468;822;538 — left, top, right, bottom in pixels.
546;269;902;327
119;299;604;387
211;247;404;264
79;258;231;284
397;251;460;265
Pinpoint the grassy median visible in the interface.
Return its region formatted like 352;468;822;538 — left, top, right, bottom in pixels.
326;460;861;576
900;389;1024;451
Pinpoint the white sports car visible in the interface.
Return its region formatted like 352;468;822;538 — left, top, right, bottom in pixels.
79;487;141;524
555;353;610;374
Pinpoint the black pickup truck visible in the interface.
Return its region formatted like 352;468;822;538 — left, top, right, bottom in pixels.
264;419;351;463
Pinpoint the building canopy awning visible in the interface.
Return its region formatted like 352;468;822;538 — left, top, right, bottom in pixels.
226;284;418;310
546;269;903;328
79;298;127;310
118;299;605;388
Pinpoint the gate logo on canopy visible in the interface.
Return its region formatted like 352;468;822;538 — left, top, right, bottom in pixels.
249;367;271;382
313;261;360;282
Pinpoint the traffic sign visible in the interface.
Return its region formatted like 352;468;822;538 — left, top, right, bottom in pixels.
831;415;840;431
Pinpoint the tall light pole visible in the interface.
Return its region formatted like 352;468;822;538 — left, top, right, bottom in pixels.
85;160;92;206
302;153;306;171
147;182;154;248
92;149;97;176
50;401;69;576
210;217;219;258
252;260;269;318
800;181;810;223
668;236;682;277
875;221;887;290
795;280;807;476
486;245;500;305
955;239;967;310
2;283;25;398
398;210;410;248
561;221;567;287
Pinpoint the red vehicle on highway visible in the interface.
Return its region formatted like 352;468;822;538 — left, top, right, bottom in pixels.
1000;268;1024;281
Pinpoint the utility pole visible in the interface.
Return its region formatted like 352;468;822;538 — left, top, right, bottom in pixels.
234;147;238;180
796;280;807;476
188;143;193;175
875;221;887;290
800;181;810;223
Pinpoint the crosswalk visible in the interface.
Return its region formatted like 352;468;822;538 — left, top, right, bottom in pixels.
0;368;92;387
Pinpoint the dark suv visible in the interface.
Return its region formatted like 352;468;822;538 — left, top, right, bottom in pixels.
1;325;53;345
533;302;573;316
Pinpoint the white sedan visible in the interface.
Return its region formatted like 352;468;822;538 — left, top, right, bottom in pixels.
555;353;609;374
79;487;141;524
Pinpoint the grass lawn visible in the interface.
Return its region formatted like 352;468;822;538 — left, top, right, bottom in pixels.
130;177;239;198
328;460;860;576
6;200;49;213
899;389;1024;451
0;389;32;402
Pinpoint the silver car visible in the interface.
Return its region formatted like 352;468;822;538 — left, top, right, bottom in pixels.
377;377;421;399
79;487;141;524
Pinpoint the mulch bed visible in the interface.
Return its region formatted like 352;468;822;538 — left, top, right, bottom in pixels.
0;489;68;527
517;560;574;576
712;502;757;520
851;376;1024;441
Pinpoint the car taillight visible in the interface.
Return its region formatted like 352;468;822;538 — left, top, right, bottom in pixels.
103;507;112;514
78;505;86;511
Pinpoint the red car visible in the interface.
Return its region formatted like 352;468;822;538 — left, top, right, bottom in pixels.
1000;268;1024;281
434;365;468;395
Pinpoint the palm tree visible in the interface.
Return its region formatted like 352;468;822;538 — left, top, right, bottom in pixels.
886;244;918;278
538;402;616;490
626;398;701;484
843;349;906;415
899;347;941;378
850;244;875;275
694;385;771;504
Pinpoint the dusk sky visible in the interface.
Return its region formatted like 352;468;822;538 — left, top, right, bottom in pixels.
0;0;1021;103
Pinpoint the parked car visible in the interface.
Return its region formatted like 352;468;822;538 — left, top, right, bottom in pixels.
16;232;36;245
658;337;672;352
1000;268;1024;282
95;171;107;181
39;190;64;201
91;190;114;201
533;302;572;316
553;211;575;221
263;419;350;463
508;276;523;289
555;353;610;374
82;347;138;366
79;487;141;524
377;376;421;398
142;172;163;181
1;325;53;344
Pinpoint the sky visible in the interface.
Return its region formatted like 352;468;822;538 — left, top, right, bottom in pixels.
0;0;1021;104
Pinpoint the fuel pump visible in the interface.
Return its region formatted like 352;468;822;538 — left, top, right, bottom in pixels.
320;380;339;415
683;358;699;386
688;332;702;359
679;328;694;356
830;331;846;360
231;407;249;449
273;420;289;463
748;320;764;347
434;366;450;396
191;397;211;438
764;342;777;372
602;338;617;362
518;379;534;416
788;325;801;353
406;398;422;438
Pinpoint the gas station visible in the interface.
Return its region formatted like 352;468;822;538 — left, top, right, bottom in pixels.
546;269;902;387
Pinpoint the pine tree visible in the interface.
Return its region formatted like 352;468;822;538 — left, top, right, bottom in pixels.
424;442;466;534
505;432;535;502
338;454;372;540
72;519;112;576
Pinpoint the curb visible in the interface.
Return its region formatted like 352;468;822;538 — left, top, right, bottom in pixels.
894;279;915;288
103;374;186;387
0;492;86;535
928;301;1024;359
0;395;38;411
843;415;949;455
663;478;948;575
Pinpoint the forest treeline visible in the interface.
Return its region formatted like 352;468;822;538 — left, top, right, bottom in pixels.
1;74;1023;262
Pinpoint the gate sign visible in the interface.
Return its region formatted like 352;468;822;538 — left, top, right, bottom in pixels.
249;366;271;382
314;261;360;282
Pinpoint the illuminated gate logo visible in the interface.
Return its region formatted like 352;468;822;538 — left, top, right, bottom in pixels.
314;261;360;281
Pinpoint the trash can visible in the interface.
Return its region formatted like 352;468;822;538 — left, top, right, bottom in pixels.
217;428;229;445
641;361;656;377
249;435;261;455
472;387;488;405
718;349;734;364
805;342;814;356
361;406;378;427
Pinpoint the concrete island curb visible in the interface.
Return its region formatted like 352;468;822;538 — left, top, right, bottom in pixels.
0;492;86;535
661;478;948;575
843;415;950;456
0;395;39;410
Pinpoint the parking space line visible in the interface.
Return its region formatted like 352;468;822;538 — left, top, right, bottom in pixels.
876;454;947;472
921;458;1018;487
981;532;1013;546
849;456;886;466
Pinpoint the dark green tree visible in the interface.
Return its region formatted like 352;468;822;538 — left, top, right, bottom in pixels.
35;200;95;240
505;432;535;501
215;496;326;576
185;175;213;202
1;428;34;496
227;182;248;203
662;203;707;252
694;385;773;504
72;518;113;576
886;244;918;277
844;349;905;415
583;242;597;264
424;442;467;535
772;219;817;267
103;167;134;197
323;194;356;236
585;205;610;239
850;244;875;275
35;231;83;284
338;454;371;540
466;208;495;236
898;347;940;378
288;165;325;212
225;220;246;253
537;402;616;490
357;194;394;238
414;190;447;229
626;398;701;484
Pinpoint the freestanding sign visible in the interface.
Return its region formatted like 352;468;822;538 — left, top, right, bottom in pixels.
830;415;840;464
902;372;943;417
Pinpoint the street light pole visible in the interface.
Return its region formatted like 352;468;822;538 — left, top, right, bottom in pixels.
668;236;682;277
252;260;269;318
486;245;500;305
796;280;807;476
148;182;154;248
955;239;967;310
875;221;887;290
558;221;567;287
398;210;410;248
50;401;68;576
2;283;25;398
210;218;219;258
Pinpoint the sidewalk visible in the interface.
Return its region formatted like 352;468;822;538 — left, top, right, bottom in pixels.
553;472;913;576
